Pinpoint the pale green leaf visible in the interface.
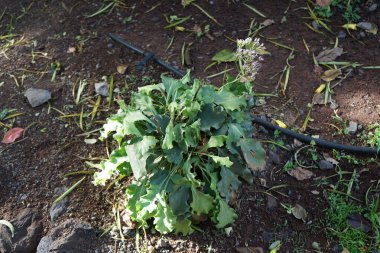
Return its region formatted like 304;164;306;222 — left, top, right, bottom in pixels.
209;155;233;167
126;180;147;220
190;187;214;215
154;196;176;234
173;218;194;235
126;136;158;179
215;199;237;228
212;49;237;63
202;135;227;151
183;120;201;148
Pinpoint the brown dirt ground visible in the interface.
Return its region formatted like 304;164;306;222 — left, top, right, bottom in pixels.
0;0;379;252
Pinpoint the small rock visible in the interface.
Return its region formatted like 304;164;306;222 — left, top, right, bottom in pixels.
156;239;169;249
36;219;98;253
312;20;322;30
332;244;343;253
0;208;43;253
266;195;278;211
50;187;69;222
359;31;366;38
24;88;51;107
337;30;347;39
357;22;374;31
368;3;378;12
261;231;273;243
293;139;303;148
319;160;334;170
94;82;109;97
268;151;281;165
347;121;358;134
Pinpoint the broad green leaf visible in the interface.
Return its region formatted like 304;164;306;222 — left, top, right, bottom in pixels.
215;199;237;228
212;49;237;63
228;155;253;184
202;135;227;151
164;144;183;165
169;186;190;216
183;120;201;148
126;180;147;220
138;83;164;94
227;123;245;154
154;196;176;234
161;75;186;103
214;90;246;111
131;92;157;116
200;86;246;111
209;155;233;167
125;136;158;179
240;138;266;172
173;218;194;235
217;167;241;203
182;100;201;119
136;184;161;221
190;187;214;215
162;120;175;150
198;104;226;131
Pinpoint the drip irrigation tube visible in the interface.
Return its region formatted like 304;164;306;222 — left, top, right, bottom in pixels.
252;116;379;155
109;33;379;156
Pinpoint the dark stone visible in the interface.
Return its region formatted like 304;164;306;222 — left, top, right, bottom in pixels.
36;219;99;253
50;187;69;222
261;231;273;243
319;160;334;170
368;3;377;12
338;30;347;39
0;208;43;253
266;195;278;211
268;151;281;165
332;244;343;253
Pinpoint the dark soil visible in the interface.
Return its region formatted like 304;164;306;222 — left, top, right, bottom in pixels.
1;0;379;252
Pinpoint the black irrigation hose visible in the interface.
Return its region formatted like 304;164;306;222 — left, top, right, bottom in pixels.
109;33;379;156
252;116;379;155
109;33;187;78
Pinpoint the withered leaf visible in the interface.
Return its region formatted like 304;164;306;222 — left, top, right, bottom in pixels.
316;47;343;62
2;127;24;144
292;204;307;222
321;69;341;82
287;167;314;181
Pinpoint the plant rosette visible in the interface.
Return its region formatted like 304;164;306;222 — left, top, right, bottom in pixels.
93;73;266;235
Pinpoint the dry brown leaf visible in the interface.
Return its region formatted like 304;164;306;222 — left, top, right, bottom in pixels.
321;69;341;82
2;127;24;144
341;248;350;253
316;47;343;62
236;247;264;253
292;204;307;222
322;153;339;165
260;19;275;28
117;64;128;74
312;93;333;105
287;167;314;181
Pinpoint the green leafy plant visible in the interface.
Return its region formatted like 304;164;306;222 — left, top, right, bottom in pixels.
361;123;380;151
314;0;361;23
93;73;266;234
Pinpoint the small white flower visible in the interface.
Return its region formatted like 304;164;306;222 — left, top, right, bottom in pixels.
236;37;266;82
